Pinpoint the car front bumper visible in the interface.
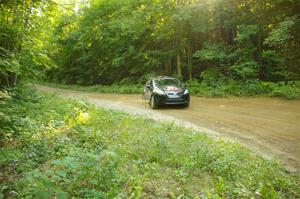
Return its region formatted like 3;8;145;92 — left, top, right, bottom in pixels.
154;93;190;105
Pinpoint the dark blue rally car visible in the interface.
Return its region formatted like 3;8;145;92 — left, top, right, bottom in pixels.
142;76;190;109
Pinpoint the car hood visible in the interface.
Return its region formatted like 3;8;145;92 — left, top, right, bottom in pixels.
160;85;183;92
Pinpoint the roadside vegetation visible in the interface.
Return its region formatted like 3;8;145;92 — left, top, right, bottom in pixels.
42;80;300;99
185;80;300;99
42;82;144;94
0;86;299;198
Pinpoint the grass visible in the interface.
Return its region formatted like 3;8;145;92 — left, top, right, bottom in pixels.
41;82;143;94
185;79;300;99
41;80;300;99
0;85;299;198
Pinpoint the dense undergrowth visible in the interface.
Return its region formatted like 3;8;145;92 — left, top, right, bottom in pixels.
41;82;143;94
42;80;300;99
0;86;299;198
185;80;300;99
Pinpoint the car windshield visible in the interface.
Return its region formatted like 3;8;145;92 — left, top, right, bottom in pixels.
154;78;181;87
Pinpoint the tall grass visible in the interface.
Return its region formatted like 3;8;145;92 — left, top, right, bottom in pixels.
41;82;143;94
185;80;300;99
0;85;299;198
41;80;300;99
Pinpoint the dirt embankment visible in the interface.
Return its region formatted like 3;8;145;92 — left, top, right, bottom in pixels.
36;85;300;172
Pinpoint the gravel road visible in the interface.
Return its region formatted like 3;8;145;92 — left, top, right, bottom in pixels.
36;85;300;172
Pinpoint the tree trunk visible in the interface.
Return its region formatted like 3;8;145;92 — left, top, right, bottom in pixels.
257;31;262;63
24;0;33;28
168;57;172;75
164;56;172;75
187;39;193;80
256;30;263;79
13;74;18;86
176;52;182;79
6;76;10;87
176;35;183;79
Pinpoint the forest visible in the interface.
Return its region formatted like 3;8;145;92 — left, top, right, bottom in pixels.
1;0;300;198
1;0;300;91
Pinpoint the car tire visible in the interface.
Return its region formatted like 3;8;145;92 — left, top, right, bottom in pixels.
150;95;158;109
184;101;189;108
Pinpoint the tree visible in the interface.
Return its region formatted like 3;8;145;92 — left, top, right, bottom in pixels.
1;0;299;92
0;0;59;87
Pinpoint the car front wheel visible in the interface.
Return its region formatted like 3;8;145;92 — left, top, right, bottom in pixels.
184;102;189;108
150;95;158;109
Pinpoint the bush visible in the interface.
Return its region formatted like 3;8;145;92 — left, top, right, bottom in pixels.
118;77;137;85
270;81;300;99
185;79;202;95
184;79;300;99
200;67;225;85
0;86;299;198
42;82;144;94
229;61;260;80
41;80;300;99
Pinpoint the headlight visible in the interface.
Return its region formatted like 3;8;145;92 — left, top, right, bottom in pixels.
153;88;165;95
184;89;189;95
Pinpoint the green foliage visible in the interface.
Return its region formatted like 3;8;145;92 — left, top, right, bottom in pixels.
264;16;297;47
262;50;289;81
185;79;300;99
45;0;300;85
200;67;224;84
193;43;227;61
0;47;20;77
0;90;11;100
42;82;143;94
0;0;59;87
229;60;260;80
271;81;300;99
44;80;300;99
263;15;300;80
1;0;300;88
234;25;259;45
0;87;299;198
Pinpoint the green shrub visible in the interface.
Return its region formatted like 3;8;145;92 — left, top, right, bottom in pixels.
184;79;300;99
270;81;300;99
42;82;144;94
0;86;299;198
229;61;260;80
42;80;300;99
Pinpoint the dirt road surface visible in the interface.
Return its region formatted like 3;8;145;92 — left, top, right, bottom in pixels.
36;85;300;172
